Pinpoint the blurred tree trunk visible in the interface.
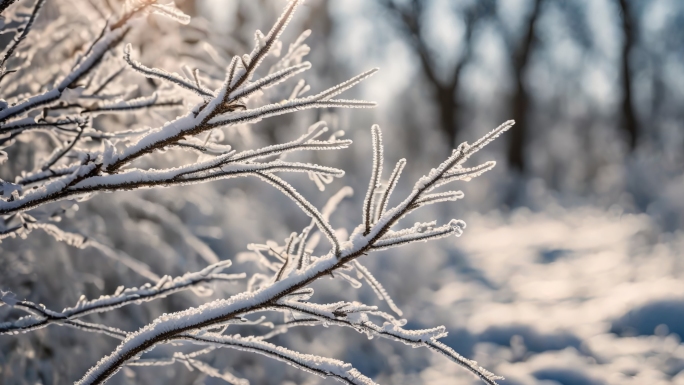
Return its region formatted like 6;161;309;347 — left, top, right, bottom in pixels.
507;0;542;172
413;38;466;148
380;0;483;148
617;0;638;150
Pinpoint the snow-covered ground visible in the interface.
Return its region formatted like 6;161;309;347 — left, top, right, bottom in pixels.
358;206;684;385
2;180;683;385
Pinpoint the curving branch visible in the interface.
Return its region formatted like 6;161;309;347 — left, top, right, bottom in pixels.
0;24;130;124
0;160;347;215
275;300;501;385
0;260;243;335
74;121;512;385
123;44;215;98
179;333;378;385
0;0;46;72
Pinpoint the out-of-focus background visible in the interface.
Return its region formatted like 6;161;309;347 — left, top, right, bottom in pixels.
189;0;684;227
2;0;684;384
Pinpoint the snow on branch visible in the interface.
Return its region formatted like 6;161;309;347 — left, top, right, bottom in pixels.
0;116;84;136
412;190;465;209
123;44;215;98
174;137;234;155
432;161;498;189
73;122;511;385
0;0;46;76
374;158;405;222
0;0;191;164
275;300;503;385
227;61;312;101
148;2;191;25
352;260;403;316
180;333;378;385
0;0;377;215
370;220;466;251
0;18;127;123
81;93;184;115
130;351;249;385
66;319;129;340
313;69;379;101
205;92;376;130
15;166;81;186
0;260;243;335
227;121;351;163
227;0;302;93
255;172;341;257
284;185;353;271
363;125;383;235
356;120;515;245
0;151;348;215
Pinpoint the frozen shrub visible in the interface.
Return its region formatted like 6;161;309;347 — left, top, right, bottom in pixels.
0;1;512;384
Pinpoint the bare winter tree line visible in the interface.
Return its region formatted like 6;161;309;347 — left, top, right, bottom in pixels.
0;0;514;384
375;0;684;176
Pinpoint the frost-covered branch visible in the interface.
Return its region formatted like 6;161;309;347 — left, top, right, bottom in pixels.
363;125;383;235
0;18;129;123
105;76;375;172
74;121;512;385
0;293;129;340
0;0;46;78
275;300;502;385
66;319;129;340
39;119;88;171
0;117;84;136
229;121;351;163
0;0;375;219
180;333;378;385
0;153;348;215
80;93;184;115
370;220;466;250
123;44;215;98
0;260;243;335
102;0;374;172
374;158;405;222
255;172;341;257
228;61;312;101
130;350;249;385
352;260;402;316
10;218;160;281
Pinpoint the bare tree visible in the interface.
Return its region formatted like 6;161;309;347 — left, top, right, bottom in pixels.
502;0;543;172
616;0;639;150
377;0;540;172
378;0;496;148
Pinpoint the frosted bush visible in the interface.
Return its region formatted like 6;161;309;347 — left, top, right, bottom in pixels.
0;1;513;384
